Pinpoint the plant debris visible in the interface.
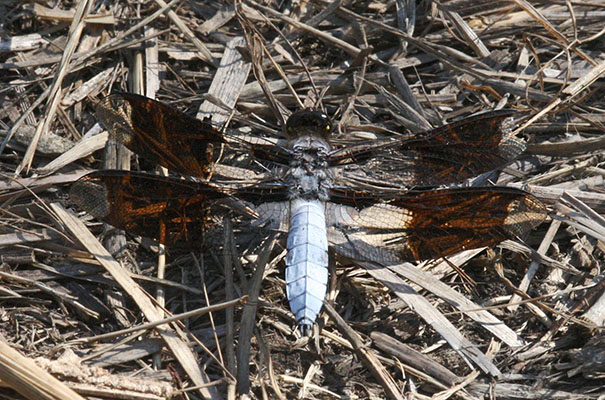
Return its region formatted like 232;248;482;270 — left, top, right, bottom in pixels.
1;0;605;399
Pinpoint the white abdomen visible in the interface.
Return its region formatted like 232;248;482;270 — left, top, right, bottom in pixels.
285;199;328;335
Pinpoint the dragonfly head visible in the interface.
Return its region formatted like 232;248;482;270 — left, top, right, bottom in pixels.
286;109;332;139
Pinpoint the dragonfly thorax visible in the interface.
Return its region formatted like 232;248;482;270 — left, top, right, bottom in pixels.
287;135;332;201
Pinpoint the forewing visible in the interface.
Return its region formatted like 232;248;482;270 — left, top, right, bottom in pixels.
330;110;524;187
328;187;546;263
96;93;225;178
70;170;234;247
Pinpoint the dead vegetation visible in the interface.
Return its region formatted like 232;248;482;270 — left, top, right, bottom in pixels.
1;0;605;399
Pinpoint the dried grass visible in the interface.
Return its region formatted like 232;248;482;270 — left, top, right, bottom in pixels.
1;0;605;399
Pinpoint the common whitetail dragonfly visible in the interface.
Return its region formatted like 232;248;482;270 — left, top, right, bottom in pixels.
70;93;546;335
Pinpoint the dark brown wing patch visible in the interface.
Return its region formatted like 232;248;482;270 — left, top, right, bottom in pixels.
70;170;230;247
389;187;546;261
96;93;225;178
330;110;524;187
330;187;546;262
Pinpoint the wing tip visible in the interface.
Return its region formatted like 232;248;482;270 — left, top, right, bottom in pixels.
504;194;548;237
70;175;111;219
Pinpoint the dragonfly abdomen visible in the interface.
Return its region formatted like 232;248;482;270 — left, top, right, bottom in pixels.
285;199;329;336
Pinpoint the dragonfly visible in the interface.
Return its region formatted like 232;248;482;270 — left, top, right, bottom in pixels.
70;93;547;335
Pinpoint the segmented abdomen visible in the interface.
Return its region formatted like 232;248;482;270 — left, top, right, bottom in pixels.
285;199;329;335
